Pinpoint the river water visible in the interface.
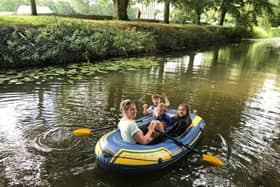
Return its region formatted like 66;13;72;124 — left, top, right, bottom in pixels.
0;38;279;187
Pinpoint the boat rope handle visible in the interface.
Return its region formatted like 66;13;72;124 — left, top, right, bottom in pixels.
103;150;163;163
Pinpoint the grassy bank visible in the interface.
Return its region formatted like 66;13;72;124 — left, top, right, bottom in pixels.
0;16;242;68
250;27;280;38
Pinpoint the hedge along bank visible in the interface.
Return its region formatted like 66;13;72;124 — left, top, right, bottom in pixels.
0;16;242;68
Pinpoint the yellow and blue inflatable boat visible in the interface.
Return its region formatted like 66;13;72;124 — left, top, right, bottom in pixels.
95;110;206;173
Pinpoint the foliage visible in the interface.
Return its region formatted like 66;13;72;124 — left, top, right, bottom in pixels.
170;9;192;24
173;0;214;24
1;20;155;67
90;0;114;16
0;16;241;68
0;0;27;11
69;0;91;14
270;27;280;36
1;0;279;30
171;0;280;30
47;0;76;14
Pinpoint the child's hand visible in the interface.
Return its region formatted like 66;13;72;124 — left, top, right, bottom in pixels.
148;123;155;131
161;92;168;97
143;104;148;109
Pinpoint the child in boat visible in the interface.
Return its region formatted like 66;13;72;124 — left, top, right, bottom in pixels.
168;103;192;137
150;103;173;133
147;103;172;144
142;93;170;115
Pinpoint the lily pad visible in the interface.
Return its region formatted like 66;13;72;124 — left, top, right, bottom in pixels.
54;68;66;75
23;77;33;82
8;79;20;84
0;56;161;86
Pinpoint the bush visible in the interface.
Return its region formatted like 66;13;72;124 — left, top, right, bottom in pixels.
2;21;155;67
0;16;241;68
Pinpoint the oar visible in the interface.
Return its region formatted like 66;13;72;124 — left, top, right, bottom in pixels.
72;126;117;136
155;129;224;167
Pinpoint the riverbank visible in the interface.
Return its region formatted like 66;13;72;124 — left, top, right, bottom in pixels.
0;15;242;68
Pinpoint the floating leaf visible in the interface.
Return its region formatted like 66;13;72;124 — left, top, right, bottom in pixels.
67;80;74;84
8;79;20;84
67;64;78;69
0;56;161;86
23;77;33;82
67;69;77;74
54;68;66;75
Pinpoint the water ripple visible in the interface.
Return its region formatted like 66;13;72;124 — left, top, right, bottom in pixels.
229;78;280;182
33;127;81;153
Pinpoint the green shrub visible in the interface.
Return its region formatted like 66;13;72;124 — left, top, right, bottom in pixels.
0;16;241;68
2;21;155;67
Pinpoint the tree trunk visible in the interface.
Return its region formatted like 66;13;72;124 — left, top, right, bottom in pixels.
163;0;170;24
195;13;201;24
30;0;37;16
113;0;129;20
218;8;227;26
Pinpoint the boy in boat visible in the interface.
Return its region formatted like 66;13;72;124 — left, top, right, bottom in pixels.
147;103;172;144
142;93;170;115
150;103;173;134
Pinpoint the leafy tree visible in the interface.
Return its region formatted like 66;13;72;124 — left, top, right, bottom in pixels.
91;0;113;16
269;0;280;26
235;0;275;30
0;0;27;11
175;0;214;24
213;0;244;26
37;0;56;13
54;0;76;14
214;0;276;28
68;0;128;19
69;0;91;14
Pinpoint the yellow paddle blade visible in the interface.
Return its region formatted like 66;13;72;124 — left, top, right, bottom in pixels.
202;154;224;167
72;128;91;136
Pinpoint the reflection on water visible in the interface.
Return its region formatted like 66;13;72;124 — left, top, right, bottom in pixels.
230;77;280;186
0;38;280;186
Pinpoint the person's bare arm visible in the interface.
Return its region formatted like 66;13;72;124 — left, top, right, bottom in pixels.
169;114;177;119
133;125;154;144
162;93;170;107
142;104;149;115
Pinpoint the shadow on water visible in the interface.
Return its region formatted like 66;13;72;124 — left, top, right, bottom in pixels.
90;156;202;187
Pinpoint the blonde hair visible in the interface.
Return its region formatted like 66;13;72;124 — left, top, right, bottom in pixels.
157;103;167;111
120;99;135;112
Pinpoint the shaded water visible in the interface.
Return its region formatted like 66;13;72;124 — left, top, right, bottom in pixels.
0;38;280;186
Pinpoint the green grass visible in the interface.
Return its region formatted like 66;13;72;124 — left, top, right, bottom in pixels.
252;27;271;38
270;27;280;37
246;26;280;38
0;15;231;33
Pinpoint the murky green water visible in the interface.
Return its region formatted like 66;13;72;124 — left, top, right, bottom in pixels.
0;38;280;187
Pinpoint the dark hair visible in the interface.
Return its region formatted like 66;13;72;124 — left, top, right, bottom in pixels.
178;103;190;114
152;94;161;99
120;99;135;112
